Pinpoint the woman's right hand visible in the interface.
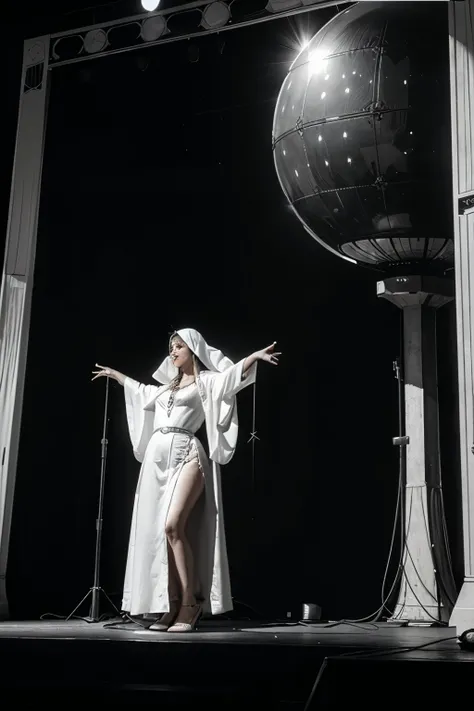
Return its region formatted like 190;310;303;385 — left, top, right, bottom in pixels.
92;364;113;381
92;364;127;386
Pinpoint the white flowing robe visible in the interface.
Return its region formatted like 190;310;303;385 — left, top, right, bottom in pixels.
122;358;257;616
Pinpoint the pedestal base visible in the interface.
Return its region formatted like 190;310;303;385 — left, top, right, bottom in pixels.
449;578;474;632
377;277;455;624
391;602;447;625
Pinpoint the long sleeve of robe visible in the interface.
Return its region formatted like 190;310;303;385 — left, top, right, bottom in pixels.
123;377;161;462
198;358;257;465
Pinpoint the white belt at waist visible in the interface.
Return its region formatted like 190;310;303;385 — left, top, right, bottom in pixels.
154;426;194;437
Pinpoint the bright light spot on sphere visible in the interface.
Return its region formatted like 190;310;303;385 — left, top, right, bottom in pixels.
141;0;160;11
308;50;328;76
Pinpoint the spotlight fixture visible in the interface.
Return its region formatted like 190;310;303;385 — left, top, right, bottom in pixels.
200;2;231;30
83;28;107;54
141;15;168;41
141;0;161;11
266;0;323;11
266;0;302;13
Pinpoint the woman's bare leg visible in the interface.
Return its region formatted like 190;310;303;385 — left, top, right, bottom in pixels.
165;459;204;620
148;542;181;629
167;542;181;601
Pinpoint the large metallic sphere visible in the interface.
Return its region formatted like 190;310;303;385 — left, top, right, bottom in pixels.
273;1;453;273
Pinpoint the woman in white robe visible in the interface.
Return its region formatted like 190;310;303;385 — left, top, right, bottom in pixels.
92;328;280;632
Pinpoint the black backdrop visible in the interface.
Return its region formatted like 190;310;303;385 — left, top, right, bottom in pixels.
4;4;462;622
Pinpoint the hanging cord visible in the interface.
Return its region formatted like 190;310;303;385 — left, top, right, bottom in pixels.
247;380;259;524
227;380;264;620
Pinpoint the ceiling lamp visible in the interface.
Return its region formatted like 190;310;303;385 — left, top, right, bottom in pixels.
266;0;302;13
200;2;231;30
141;15;168;41
141;0;161;11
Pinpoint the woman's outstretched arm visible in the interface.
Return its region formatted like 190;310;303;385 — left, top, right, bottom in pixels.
243;342;281;376
92;364;128;386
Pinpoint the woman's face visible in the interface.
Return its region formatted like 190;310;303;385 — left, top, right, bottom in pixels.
170;336;193;370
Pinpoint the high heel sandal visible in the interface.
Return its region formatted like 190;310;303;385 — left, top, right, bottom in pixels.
148;599;180;631
167;603;202;633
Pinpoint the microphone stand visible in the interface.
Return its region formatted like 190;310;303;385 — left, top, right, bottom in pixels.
66;376;120;622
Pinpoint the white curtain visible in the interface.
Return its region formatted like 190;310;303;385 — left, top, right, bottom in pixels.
0;274;26;617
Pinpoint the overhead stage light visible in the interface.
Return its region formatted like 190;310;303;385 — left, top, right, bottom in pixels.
266;0;302;13
200;2;231;30
141;0;161;11
265;0;327;12
84;28;108;54
141;15;168;41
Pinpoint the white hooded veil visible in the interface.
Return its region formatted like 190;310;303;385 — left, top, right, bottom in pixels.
152;328;234;384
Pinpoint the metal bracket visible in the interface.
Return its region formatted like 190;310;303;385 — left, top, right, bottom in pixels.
393;435;410;447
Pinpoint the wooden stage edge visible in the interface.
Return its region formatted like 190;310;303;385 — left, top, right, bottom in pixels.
0;618;473;708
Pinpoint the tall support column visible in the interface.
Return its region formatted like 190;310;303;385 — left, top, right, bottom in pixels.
378;276;454;623
448;0;474;632
0;38;50;618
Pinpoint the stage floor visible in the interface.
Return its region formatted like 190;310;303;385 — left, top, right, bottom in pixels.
0;618;472;708
0;616;464;649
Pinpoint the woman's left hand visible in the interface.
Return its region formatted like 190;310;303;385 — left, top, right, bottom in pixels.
257;342;281;366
